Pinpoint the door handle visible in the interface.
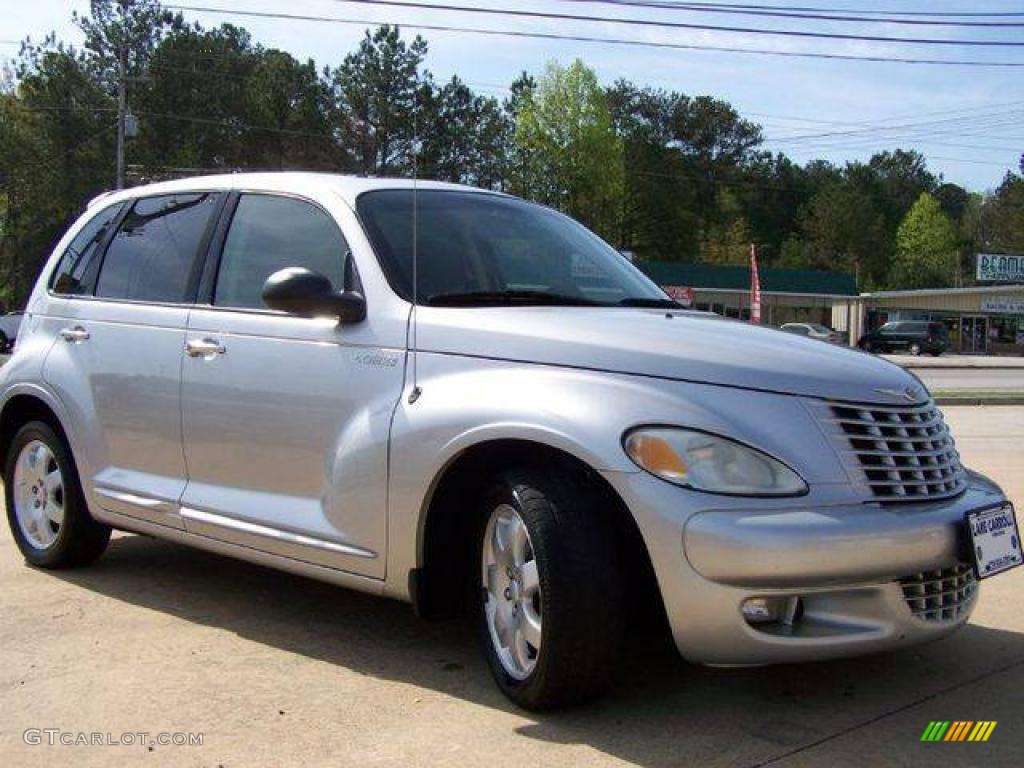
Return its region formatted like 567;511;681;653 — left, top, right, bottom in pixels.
59;325;90;343
185;338;226;358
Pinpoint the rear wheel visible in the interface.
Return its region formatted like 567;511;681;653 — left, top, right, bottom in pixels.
909;342;922;356
5;421;110;568
476;466;625;710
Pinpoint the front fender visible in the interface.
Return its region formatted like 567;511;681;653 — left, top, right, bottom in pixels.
382;351;847;599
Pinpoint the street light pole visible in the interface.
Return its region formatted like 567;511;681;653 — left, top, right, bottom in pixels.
116;43;126;189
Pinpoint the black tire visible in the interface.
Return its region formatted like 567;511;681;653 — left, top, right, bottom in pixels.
475;465;625;710
909;343;922;356
4;421;110;568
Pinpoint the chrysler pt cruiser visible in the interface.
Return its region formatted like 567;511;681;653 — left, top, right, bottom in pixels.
2;173;1020;710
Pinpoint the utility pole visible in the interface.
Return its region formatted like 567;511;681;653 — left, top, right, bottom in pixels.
116;42;126;189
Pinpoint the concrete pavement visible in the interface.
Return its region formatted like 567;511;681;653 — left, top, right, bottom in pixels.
0;407;1023;767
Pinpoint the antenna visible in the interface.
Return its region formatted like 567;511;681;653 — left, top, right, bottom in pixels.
408;88;422;404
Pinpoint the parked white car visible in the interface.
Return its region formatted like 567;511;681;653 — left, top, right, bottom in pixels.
2;173;1019;710
780;322;844;345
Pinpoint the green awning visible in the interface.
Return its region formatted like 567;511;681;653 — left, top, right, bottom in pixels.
637;261;858;297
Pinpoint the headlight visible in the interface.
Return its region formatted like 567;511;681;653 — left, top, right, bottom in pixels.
623;428;807;496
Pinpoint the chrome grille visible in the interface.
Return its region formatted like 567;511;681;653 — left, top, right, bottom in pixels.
826;400;966;501
899;563;976;622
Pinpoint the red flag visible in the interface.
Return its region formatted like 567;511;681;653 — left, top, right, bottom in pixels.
749;243;762;325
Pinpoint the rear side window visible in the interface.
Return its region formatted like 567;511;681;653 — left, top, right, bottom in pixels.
213;194;346;310
50;203;124;296
96;193;218;303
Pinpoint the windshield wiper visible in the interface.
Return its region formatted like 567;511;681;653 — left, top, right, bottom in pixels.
617;297;683;309
424;290;605;307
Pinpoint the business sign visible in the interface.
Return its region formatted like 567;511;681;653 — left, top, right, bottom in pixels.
664;285;694;307
976;253;1024;282
980;296;1024;314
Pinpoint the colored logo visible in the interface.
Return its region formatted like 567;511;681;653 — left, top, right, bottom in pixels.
921;721;997;742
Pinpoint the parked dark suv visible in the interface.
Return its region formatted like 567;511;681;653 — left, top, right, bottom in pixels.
858;320;949;356
0;311;24;354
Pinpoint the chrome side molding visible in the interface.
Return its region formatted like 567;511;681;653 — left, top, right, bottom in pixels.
94;486;176;511
178;506;377;560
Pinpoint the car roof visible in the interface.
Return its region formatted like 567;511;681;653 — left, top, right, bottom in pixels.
87;172;502;210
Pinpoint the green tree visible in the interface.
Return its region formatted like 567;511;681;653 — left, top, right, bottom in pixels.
419;76;508;188
330;26;429;176
0;42;114;304
511;60;624;242
242;50;336;170
891;192;959;289
135;24;260;174
980;172;1024;255
790;183;886;284
75;0;177;184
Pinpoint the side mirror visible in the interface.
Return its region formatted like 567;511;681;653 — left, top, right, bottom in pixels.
261;267;366;324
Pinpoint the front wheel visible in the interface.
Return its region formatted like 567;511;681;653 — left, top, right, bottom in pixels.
477;467;625;710
5;421;110;568
909;342;922;356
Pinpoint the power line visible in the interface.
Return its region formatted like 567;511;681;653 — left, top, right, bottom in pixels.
322;0;1024;46
165;5;1024;67
569;1;1024;18
765;103;1024;142
555;0;1024;27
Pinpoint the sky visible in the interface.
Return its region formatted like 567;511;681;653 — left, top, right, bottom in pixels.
2;0;1022;192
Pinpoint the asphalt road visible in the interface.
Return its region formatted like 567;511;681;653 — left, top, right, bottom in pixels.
916;368;1024;392
1;406;1023;767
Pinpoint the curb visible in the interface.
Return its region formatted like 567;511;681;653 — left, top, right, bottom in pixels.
933;393;1024;406
899;364;1024;371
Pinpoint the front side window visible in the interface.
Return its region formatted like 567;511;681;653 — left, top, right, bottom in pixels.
96;193;218;303
214;194;347;310
50;203;124;296
356;190;669;307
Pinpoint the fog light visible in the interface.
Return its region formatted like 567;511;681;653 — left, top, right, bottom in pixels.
742;596;802;626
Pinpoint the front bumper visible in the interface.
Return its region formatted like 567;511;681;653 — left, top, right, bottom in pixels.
602;469;1008;665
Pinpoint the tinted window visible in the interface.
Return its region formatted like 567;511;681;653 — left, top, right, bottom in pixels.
96;193;218;303
356;190;665;305
214;195;346;310
50;203;124;295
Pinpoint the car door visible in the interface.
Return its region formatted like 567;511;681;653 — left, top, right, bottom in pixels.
42;192;223;529
179;191;401;578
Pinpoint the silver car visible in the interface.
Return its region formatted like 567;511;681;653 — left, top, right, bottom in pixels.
2;173;1020;710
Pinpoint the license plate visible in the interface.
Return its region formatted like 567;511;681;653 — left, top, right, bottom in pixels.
967;505;1023;579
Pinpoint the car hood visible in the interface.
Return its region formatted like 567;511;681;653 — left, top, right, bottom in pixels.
415;306;924;405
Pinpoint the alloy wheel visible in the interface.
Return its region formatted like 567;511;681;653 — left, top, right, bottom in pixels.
482;503;543;680
13;440;65;549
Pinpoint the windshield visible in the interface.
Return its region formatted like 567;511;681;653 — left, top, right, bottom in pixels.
356;189;670;306
807;323;831;334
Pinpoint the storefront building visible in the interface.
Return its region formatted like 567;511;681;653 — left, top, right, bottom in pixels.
638;261;857;327
832;284;1024;356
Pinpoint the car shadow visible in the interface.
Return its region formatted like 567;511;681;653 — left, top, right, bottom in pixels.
48;533;1024;767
